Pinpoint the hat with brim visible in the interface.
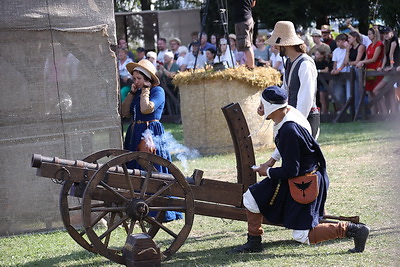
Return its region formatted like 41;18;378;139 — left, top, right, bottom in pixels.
170;37;181;45
311;29;322;37
266;21;304;46
261;86;288;120
321;25;332;33
229;33;237;40
127;59;160;86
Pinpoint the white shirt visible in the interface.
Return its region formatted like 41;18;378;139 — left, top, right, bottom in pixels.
214;46;236;68
332;47;350;72
157;50;169;64
182;52;207;69
361;34;372;48
281;54;318;118
176;56;185;67
270;52;285;74
118;57;133;79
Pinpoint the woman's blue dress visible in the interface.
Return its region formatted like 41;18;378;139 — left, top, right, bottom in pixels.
124;86;182;221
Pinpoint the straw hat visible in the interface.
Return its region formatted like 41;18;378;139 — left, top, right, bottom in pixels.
126;59;160;85
320;25;332;33
170;37;181;45
266;21;304;46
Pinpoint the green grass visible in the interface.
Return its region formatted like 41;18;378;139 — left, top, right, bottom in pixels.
1;120;400;266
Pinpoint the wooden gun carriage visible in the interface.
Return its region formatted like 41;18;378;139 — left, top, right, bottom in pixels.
31;103;359;265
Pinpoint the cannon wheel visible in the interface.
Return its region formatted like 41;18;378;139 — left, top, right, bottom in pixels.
59;149;129;253
81;151;194;264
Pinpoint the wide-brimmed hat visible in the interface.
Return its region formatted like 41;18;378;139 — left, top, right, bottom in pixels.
261;86;288;120
266;21;304;46
170;37;181;45
321;25;332;33
126;59;160;85
311;29;322;37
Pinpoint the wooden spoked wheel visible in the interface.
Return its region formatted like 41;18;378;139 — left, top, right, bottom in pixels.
59;149;129;254
81;151;194;264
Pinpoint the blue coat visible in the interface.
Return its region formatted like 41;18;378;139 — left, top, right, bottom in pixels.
124;86;181;222
249;121;329;230
124;86;171;173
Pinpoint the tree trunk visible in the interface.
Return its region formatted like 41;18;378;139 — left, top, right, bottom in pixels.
141;0;151;10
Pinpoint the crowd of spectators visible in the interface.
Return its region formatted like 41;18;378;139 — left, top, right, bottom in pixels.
117;20;400;115
303;21;399;115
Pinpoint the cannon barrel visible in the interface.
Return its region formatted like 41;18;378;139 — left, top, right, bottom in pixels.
31;153;196;184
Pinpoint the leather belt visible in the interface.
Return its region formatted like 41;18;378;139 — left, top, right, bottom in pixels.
136;119;159;124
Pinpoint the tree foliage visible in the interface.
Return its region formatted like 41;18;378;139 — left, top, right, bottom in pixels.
114;0;400;33
377;0;400;31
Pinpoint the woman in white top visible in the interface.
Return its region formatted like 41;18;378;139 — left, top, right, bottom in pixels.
214;38;236;68
269;45;285;74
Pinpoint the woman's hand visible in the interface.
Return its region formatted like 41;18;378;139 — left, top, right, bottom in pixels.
131;83;138;94
143;81;152;89
331;69;340;75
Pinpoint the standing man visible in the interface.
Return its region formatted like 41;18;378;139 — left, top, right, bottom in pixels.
156;38;169;64
232;0;256;69
179;41;207;71
135;47;146;62
321;25;337;52
308;29;331;58
199;33;216;53
264;21;320;169
227;86;369;254
169;37;181;61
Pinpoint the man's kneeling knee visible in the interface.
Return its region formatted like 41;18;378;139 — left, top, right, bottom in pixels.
293;230;310;244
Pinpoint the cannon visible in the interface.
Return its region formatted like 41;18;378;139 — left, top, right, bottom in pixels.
31;103;359;265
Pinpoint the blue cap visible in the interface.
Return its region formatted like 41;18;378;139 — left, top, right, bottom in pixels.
261;86;287;105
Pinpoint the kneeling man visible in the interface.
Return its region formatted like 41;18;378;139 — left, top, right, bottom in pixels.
228;86;369;254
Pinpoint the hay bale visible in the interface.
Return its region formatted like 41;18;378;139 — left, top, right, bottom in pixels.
174;66;281;155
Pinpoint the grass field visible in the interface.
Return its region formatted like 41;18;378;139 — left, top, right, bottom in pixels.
1;120;400;266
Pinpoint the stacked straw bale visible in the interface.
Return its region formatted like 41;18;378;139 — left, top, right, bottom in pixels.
173;66;282;155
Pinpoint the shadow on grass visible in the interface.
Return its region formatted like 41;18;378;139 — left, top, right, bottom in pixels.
163;238;353;266
20;250;113;267
163;236;352;266
19;225;400;266
369;225;400;237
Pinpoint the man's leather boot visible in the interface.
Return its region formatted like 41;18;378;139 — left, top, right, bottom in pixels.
346;222;370;253
226;234;263;254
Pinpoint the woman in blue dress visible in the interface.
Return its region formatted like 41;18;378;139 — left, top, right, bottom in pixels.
121;59;182;221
